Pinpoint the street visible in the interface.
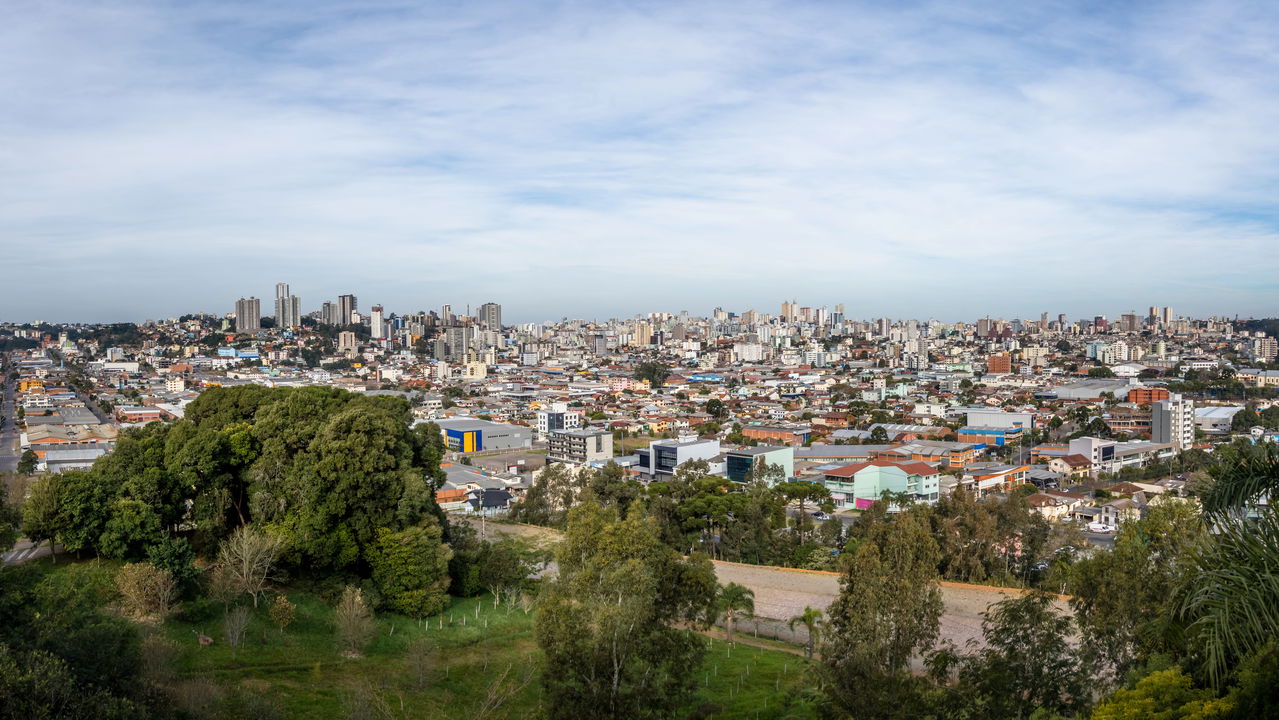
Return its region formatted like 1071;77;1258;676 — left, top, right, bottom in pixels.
0;361;19;474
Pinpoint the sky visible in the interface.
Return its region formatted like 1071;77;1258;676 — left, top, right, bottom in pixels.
2;0;1278;324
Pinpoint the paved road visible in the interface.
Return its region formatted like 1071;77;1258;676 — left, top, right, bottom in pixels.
1;539;61;566
0;368;19;474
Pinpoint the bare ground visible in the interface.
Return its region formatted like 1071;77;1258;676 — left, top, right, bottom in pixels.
459;516;1069;656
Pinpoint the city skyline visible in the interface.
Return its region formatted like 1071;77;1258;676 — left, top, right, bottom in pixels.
4;1;1279;322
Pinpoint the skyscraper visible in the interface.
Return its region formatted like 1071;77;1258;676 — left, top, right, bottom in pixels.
338;295;357;325
234;297;261;334
274;282;300;328
478;302;502;330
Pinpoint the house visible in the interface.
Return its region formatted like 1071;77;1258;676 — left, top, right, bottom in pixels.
1099;497;1145;527
957;462;1031;497
1045;454;1092;480
467;488;514;516
821;459;940;509
1025;492;1080;521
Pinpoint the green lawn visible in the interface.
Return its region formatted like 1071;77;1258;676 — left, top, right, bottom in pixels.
158;590;818;719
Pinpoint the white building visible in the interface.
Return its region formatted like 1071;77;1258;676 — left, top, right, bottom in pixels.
1152;393;1195;450
536;402;582;439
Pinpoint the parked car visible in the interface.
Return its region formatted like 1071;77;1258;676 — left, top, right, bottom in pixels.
812;512;830;521
1087;523;1116;533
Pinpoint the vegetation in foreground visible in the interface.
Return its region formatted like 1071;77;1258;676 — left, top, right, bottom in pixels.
1;556;816;720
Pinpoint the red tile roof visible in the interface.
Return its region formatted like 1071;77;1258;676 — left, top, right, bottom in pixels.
824;459;938;477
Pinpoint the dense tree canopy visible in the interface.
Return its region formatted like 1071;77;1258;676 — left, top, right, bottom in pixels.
31;386;452;585
536;503;717;720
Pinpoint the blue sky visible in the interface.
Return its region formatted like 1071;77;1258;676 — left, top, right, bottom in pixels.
2;0;1277;323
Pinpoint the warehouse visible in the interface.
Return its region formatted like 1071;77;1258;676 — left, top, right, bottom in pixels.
434;418;533;452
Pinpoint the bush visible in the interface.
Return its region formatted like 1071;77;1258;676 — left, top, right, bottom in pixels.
115;562;179;621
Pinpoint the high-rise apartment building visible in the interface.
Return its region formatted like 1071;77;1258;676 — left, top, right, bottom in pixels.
1162;306;1174;325
274;282;300;328
478;302;502;329
337;331;358;353
1152;393;1195;450
370;305;385;340
234;297;261;334
338;295;358;325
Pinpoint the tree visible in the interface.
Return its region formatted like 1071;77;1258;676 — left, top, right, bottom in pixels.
21;475;61;559
777;481;833;543
633;361;670;389
16;449;37;474
788;606;823;660
479;537;537;608
269;594;295;633
868;426;890;443
335;586;375;657
1071;501;1205;684
1231;408;1261;432
536;503;717;720
716;582;755;644
223;605;252;661
821;509;943;718
145;536;199;597
1089;366;1117;378
367;521;452;618
216;525;284;608
1174;448;1279;687
704;398;728;419
938;591;1093;719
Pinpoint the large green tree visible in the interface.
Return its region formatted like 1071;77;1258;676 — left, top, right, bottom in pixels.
1070;501;1204;683
368;520;452;618
821;508;943;719
536;503;717;720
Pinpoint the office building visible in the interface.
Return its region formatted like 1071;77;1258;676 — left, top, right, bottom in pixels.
1152;393;1195;450
724;446;794;484
636;436;721;479
478;302;502;330
234;297;260;334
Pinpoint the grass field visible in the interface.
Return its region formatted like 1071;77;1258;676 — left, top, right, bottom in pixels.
156;588;819;719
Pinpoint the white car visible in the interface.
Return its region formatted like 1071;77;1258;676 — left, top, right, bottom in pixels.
1087;523;1115;533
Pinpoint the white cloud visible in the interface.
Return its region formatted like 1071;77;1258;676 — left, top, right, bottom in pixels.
1;0;1277;322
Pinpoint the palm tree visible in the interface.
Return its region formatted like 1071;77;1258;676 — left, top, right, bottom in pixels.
717;583;755;644
788;606;824;660
1174;443;1279;687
